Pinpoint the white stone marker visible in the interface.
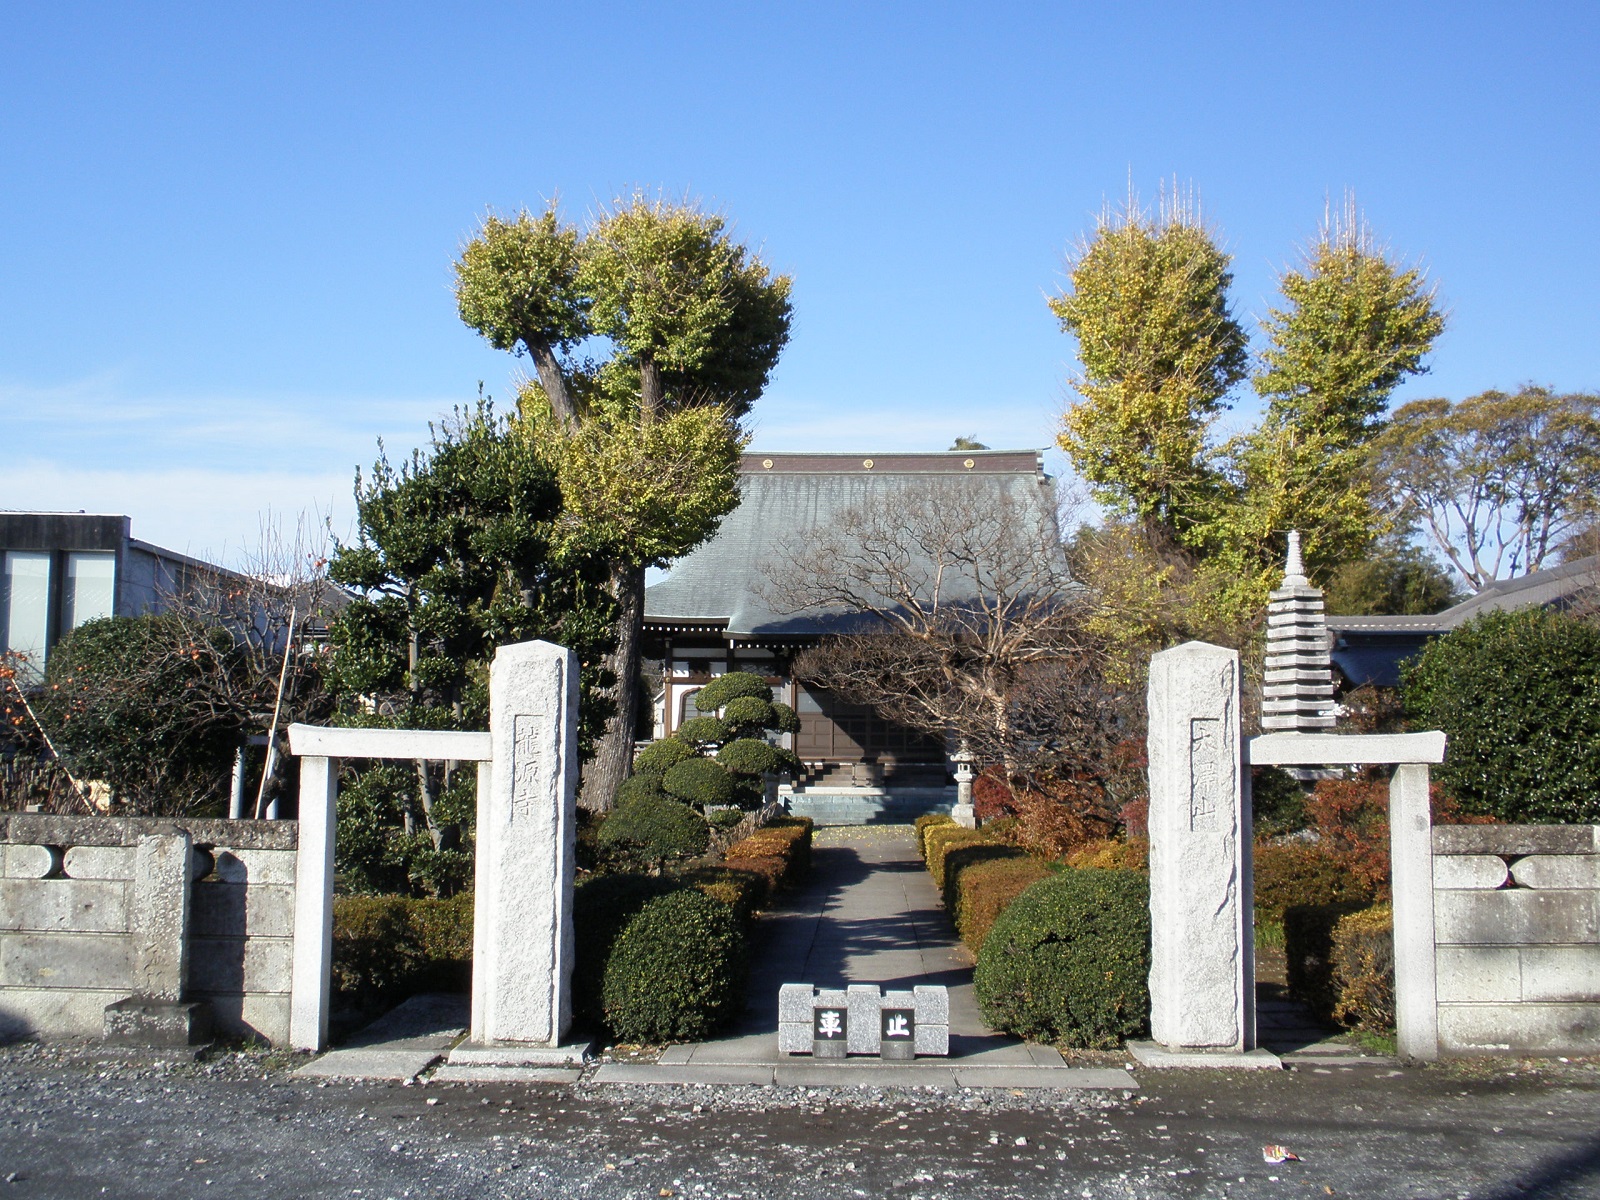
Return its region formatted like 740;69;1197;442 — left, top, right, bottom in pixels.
468;639;580;1051
1146;641;1254;1053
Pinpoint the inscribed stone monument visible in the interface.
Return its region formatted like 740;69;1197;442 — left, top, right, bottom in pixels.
1147;641;1254;1052
469;639;579;1049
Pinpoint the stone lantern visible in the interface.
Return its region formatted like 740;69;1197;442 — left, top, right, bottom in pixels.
950;743;979;828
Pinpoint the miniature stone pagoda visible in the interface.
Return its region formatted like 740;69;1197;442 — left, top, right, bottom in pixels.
1261;531;1337;735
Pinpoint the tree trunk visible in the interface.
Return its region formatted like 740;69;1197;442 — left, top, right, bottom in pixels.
528;339;580;431
579;561;646;811
639;355;664;422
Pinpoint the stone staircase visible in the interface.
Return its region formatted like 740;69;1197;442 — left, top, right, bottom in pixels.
782;786;955;826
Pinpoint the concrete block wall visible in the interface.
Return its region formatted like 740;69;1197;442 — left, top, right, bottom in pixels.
1433;824;1600;1056
0;814;298;1044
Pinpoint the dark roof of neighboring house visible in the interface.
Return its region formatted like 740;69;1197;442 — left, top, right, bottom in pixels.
1327;553;1600;687
644;450;1060;641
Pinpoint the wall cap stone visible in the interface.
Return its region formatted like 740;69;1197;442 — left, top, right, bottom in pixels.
0;814;297;851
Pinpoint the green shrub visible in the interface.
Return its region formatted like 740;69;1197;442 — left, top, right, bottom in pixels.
694;671;773;711
1252;767;1309;837
1253;841;1377;923
1284;902;1368;1021
331;893;474;1008
600;888;746;1042
1331;904;1394;1031
720;696;776;735
975;869;1151;1048
942;844;1052;954
663;756;736;807
573;874;679;1025
915;812;957;857
596;795;709;863
722;854;785;904
707;806;747;829
634;738;694;775
716;737;784;776
1403;608;1600;823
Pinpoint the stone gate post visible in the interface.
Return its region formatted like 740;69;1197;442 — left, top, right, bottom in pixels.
1145;641;1256;1056
457;639;583;1060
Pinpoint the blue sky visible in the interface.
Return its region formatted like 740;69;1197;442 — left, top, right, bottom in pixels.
3;2;1597;564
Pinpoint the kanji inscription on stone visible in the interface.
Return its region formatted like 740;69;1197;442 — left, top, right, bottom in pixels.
880;1006;915;1060
511;713;545;818
813;1008;845;1040
1188;716;1221;832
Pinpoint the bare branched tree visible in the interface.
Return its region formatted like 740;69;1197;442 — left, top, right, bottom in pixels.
762;478;1121;788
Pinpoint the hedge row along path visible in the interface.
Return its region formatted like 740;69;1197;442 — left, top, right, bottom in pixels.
629;824;1131;1087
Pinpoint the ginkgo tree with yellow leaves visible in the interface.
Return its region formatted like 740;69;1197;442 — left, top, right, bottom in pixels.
454;195;793;809
1052;190;1445;640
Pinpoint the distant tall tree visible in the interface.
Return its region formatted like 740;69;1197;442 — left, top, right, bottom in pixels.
1049;192;1249;543
1208;199;1444;587
454;196;792;808
1372;387;1600;590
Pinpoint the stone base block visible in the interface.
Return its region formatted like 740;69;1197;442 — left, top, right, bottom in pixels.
880;1039;915;1060
446;1040;591;1067
103;998;212;1047
913;1023;949;1056
813;1038;846;1059
430;1065;582;1084
1126;1040;1281;1070
778;1022;810;1054
951;803;976;829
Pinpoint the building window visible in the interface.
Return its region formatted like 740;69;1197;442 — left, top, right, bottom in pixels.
62;551;115;632
1;552;52;681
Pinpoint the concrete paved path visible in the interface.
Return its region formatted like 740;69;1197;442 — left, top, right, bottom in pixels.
625;824;1134;1087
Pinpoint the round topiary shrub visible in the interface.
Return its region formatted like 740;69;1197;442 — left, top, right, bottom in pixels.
613;773;668;808
596;794;710;862
634;737;694;775
767;701;801;734
694;671;773;712
573;874;679;1025
716;737;784;776
674;715;729;748
1403;608;1600;822
663;756;736;808
601;888;747;1041
974;868;1151;1048
720;695;776;735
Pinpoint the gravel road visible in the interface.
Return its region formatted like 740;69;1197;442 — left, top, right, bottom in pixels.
2;1042;1597;1199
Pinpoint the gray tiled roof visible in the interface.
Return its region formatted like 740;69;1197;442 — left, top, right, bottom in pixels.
644;450;1061;638
1326;552;1600;635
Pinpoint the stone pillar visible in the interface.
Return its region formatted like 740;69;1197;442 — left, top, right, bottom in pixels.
1146;641;1254;1052
290;754;337;1051
104;831;212;1046
465;639;580;1053
1389;763;1439;1062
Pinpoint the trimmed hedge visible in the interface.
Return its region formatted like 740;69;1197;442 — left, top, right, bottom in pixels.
716;737;785;776
600;888;747;1042
677;865;767;924
722;854;786;905
1253;841;1377;922
1065;837;1149;871
331;893;474;1008
975;869;1151;1048
573;874;681;1028
726;816;813;884
1285;902;1395;1030
915;812;956;856
596;794;710;862
720;696;776;734
923;824;994;889
943;844;1053;954
674;715;729;747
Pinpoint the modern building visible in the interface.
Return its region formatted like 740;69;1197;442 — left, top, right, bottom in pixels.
642;450;1065;821
0;512;240;683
